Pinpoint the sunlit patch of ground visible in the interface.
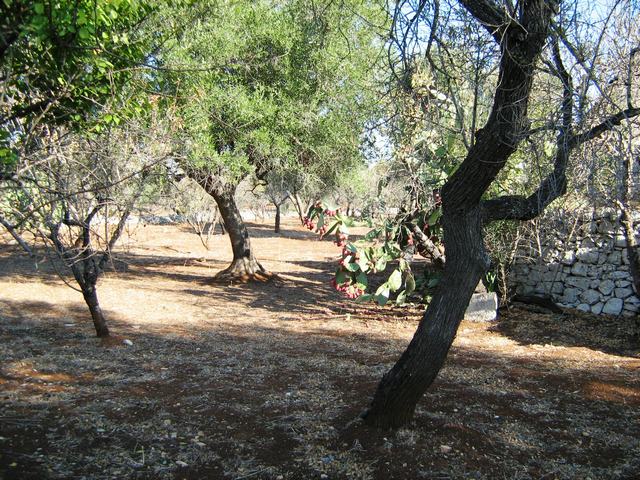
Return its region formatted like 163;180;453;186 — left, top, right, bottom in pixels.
1;219;639;479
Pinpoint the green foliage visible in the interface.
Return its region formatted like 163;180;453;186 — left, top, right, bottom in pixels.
1;0;154;128
158;0;387;184
307;199;443;306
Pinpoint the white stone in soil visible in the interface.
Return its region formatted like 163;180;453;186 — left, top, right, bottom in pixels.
602;298;624;315
577;303;591;312
591;303;604;315
615;280;631;288
464;293;498;322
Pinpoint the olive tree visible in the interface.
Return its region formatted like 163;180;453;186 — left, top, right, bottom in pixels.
0;113;174;337
361;0;640;429
156;0;387;280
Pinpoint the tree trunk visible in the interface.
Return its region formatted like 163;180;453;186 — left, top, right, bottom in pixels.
617;135;640;297
275;204;281;233
362;0;557;429
620;209;640;296
68;247;111;338
210;183;269;281
363;208;488;428
81;284;110;338
291;193;305;224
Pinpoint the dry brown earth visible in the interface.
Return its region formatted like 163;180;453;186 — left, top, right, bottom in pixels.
1;219;639;479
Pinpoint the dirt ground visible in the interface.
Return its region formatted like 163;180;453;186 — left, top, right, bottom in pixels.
1;219;639;480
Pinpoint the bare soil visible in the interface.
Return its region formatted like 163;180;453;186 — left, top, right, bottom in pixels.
1;219;639;480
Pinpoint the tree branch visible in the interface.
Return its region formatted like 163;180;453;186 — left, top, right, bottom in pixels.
412;224;445;268
482;34;575;222
458;0;509;42
568;107;640;149
483;87;640;221
0;214;35;257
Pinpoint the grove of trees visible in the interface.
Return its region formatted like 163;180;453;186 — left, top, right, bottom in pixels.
1;0;638;429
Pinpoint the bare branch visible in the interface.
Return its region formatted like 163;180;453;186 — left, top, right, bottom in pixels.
0;214;35;257
569;107;640;149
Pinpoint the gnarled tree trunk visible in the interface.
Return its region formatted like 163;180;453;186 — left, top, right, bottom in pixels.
363;0;557;429
205;181;269;281
69;254;110;338
363;208;487;428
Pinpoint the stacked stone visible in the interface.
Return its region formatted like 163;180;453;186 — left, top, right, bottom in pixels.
509;210;639;317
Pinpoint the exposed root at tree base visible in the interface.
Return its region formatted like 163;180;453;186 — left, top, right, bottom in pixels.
210;257;278;284
212;271;275;284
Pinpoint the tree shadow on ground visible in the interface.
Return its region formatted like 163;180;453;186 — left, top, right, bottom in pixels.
6;238;636;360
245;222;371;242
1;298;639;480
494;305;640;358
245;222;317;240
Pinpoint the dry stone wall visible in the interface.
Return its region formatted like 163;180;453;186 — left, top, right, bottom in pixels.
509;211;640;316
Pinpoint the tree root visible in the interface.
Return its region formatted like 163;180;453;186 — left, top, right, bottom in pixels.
212;258;275;283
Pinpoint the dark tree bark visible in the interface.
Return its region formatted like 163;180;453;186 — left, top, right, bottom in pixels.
79;279;110;338
364;0;640;429
275;204;281;233
363;208;487;428
197;176;269;281
363;0;558;429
